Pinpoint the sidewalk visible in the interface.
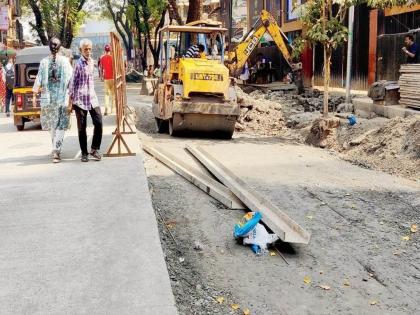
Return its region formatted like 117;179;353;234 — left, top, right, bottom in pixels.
0;112;178;314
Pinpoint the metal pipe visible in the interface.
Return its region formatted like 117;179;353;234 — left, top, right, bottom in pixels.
345;6;355;103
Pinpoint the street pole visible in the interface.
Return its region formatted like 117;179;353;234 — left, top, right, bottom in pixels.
345;6;355;103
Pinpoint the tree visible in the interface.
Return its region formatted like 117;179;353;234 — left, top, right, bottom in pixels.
24;0;87;48
102;0;135;60
130;0;168;68
296;0;412;117
186;0;202;23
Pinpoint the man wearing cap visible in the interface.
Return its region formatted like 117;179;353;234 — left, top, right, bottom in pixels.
99;44;115;115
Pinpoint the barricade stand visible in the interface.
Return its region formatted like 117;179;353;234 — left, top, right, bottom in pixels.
104;32;136;157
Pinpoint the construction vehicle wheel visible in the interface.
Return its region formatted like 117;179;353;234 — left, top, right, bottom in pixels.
155;118;168;133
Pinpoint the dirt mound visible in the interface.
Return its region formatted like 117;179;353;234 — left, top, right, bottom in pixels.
342;116;420;180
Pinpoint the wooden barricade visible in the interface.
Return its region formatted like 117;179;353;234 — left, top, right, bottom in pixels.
104;32;136;157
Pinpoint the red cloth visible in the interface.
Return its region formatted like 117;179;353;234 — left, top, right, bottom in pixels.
100;54;114;80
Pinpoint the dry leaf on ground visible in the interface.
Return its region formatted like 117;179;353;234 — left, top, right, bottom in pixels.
243;309;251;315
402;236;410;241
344;279;351;287
231;303;240;310
370;300;379;305
319;284;331;290
270;251;276;256
411;224;417;233
216;296;225;304
303;276;311;284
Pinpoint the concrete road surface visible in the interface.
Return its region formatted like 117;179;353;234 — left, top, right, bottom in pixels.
0;83;177;314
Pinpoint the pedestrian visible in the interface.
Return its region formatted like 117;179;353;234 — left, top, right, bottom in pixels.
402;34;419;64
33;38;73;163
147;65;154;78
0;63;6;113
4;58;15;117
69;38;103;163
99;44;115;116
153;65;161;78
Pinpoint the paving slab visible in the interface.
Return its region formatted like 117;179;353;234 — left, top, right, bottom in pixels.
0;110;177;314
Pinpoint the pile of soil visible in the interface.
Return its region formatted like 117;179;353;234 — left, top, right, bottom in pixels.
341;116;420;180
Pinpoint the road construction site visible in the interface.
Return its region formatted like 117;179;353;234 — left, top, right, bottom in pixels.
135;89;419;315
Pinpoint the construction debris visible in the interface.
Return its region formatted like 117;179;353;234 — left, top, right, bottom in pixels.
342;116;420;180
186;145;311;244
142;143;245;209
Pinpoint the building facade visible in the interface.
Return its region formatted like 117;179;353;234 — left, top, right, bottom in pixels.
0;0;23;54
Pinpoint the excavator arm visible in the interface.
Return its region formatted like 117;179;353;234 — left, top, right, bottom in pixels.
227;10;297;76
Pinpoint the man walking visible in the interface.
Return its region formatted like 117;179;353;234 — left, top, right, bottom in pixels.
69;39;103;162
99;44;115;115
5;58;15;117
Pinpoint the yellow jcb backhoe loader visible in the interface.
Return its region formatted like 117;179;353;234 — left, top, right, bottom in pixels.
227;10;303;93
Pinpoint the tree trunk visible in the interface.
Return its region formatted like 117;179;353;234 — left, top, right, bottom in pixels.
186;0;202;23
323;47;332;118
28;0;48;45
148;9;167;67
168;0;183;25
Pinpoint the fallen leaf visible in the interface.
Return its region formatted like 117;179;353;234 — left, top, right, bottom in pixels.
216;296;225;304
243;309;251;315
411;224;417;233
306;215;313;220
370;300;379;305
344;279;351;287
231;303;240;310
303;276;312;284
319;284;331;290
351;204;357;209
269;251;276;256
402;236;410;241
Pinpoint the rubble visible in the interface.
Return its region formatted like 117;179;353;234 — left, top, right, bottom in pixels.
235;86;350;137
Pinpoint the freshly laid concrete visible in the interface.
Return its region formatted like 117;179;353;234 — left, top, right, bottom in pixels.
0;109;177;314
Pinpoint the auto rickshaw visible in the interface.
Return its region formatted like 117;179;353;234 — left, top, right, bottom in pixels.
13;46;73;131
13;46;50;130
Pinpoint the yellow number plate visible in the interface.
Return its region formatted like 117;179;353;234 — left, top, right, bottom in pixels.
191;73;223;81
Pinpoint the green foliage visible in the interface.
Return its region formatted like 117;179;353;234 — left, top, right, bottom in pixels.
297;0;418;50
22;0;87;45
291;36;306;61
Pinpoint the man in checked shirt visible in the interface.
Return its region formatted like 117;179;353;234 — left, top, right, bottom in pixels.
68;39;103;162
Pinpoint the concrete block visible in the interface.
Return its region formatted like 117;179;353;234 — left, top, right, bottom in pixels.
373;104;385;116
384;106;406;119
403;107;420;117
353;97;373;113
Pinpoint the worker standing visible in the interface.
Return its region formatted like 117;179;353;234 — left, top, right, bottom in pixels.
99;44;115;116
402;34;419;64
